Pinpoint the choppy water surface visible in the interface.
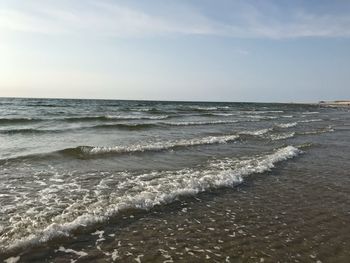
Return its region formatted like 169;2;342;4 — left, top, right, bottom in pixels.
0;98;349;262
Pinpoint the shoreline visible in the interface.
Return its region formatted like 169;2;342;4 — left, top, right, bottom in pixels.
318;100;350;108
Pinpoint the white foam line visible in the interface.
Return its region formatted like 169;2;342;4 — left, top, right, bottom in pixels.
162;120;238;126
80;135;240;155
58;246;88;257
276;122;297;128
299;119;322;123
4;146;302;252
301;126;334;135
239;128;272;136
302;112;319;115
269;132;296;141
188;106;218;110
106;115;168;120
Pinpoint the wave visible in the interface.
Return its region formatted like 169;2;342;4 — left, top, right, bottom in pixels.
58;125;331;158
299;119;322;123
0;118;40;124
0;126;275;163
202;113;235;117
243;110;284;114
0;128;53;135
299;126;334;135
302;112;319;115
91;123;156;130
161;120;238;126
60;115;169;122
95;121;225;131
0;125;303;163
239;128;296;141
2;146;302;252
59;134;240;158
25;104;65;108
275;122;298;128
175;106;217;112
239;128;272;136
0;124;156;135
243;115;278;120
177;106;232;112
0;118;242;135
190;106;219;111
0;115;169;126
0;120;241;135
269;132;296;141
129;108;164;114
107;115;168;120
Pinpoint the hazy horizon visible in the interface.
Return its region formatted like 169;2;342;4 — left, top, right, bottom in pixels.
1;0;350;102
0;95;333;104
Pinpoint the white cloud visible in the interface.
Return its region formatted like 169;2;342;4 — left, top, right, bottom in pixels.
0;0;350;38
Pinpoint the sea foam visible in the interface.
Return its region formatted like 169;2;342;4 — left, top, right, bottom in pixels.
61;135;240;157
2;146;302;252
276;122;298;128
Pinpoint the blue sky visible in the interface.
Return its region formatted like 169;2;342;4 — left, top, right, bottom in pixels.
1;0;350;102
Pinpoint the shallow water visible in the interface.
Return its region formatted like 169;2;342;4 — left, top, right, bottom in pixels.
0;98;349;262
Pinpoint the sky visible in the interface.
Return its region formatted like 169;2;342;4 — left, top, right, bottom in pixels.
0;0;350;102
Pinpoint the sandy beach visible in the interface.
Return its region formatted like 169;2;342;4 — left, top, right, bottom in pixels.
319;100;350;107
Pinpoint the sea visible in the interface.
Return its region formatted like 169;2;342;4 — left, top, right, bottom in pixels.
0;98;349;262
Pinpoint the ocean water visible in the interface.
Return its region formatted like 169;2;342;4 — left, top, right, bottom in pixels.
0;98;349;262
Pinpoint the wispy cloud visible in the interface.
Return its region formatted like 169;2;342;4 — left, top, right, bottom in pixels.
1;0;350;38
0;0;224;37
236;8;350;38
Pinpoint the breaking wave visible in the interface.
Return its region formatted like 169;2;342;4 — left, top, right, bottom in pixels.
60;135;240;157
60;115;169;122
276;122;298;128
299;119;322;123
299;126;334;135
0;120;240;135
1;146;302;252
269;132;296;141
161;120;238;126
239;128;272;136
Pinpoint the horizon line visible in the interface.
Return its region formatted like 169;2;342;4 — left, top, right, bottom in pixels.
0;95;319;105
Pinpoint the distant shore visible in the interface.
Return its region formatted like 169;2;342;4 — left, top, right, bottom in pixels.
319;100;350;107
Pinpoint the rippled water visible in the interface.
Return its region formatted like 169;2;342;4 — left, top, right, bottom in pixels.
0;98;349;262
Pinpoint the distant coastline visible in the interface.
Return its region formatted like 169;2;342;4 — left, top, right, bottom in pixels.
319;100;350;107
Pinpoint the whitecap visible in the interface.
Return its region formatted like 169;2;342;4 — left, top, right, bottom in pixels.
76;134;240;156
299;119;322;123
239;128;272;136
106;115;168;120
302;112;319;115
162;120;238;126
276;122;297;128
269;132;296;140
